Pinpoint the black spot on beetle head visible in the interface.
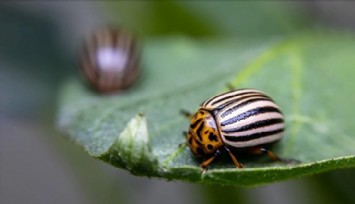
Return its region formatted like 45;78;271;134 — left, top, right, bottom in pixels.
207;144;213;150
208;133;218;142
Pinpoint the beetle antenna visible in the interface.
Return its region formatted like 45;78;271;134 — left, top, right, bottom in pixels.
180;109;192;118
226;83;235;91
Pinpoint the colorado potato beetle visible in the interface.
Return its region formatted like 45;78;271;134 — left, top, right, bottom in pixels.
80;27;139;93
183;88;287;173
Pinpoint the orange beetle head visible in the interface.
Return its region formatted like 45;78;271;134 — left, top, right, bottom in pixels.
186;109;223;156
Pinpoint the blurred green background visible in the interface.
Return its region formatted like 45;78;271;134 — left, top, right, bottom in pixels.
1;1;355;204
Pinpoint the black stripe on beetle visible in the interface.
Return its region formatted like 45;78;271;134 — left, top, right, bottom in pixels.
210;91;263;106
220;96;273;118
220;106;282;126
222;118;284;133
224;128;284;142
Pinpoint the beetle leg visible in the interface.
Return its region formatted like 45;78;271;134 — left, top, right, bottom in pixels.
224;146;244;168
248;147;295;163
201;149;221;174
201;156;216;174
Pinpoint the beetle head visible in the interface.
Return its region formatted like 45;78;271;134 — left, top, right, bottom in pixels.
186;109;222;156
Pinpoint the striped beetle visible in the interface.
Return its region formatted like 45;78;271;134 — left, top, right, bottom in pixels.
80;27;139;93
182;88;286;173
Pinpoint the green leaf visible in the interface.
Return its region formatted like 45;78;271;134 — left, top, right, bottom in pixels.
57;33;355;186
102;1;312;37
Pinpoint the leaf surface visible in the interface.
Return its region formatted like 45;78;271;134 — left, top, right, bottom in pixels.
58;33;355;186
